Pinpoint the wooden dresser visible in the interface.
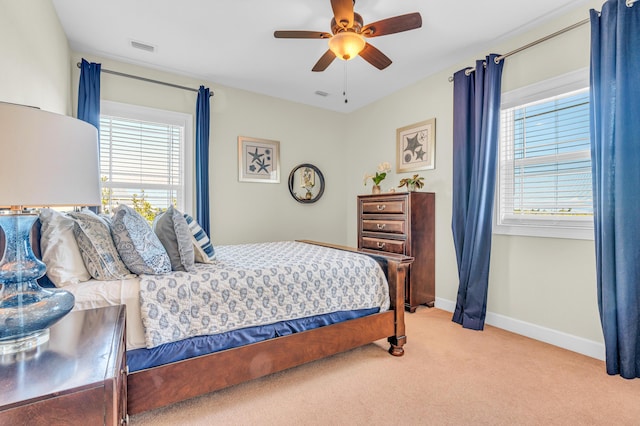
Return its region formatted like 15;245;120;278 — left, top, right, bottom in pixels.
0;305;128;425
358;192;435;312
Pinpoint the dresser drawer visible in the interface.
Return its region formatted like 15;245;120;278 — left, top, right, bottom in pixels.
362;219;406;234
361;199;406;214
361;237;406;254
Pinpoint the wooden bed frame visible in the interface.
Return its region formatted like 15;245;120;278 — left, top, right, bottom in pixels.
12;227;412;415
126;240;412;414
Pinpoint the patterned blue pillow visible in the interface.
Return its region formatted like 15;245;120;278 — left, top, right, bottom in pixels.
111;204;171;275
68;209;133;281
183;213;215;263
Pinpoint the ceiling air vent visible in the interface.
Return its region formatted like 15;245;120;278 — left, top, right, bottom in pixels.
130;40;155;53
314;90;329;97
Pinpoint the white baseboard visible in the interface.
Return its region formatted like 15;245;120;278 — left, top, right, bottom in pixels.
434;298;605;361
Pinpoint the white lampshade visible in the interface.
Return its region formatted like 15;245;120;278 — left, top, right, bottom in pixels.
0;102;100;209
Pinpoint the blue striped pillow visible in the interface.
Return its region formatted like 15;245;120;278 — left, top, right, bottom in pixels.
183;214;215;263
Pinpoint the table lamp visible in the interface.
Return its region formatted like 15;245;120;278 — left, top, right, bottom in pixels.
0;102;100;354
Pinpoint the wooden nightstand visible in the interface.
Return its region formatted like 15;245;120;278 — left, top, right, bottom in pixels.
0;305;127;425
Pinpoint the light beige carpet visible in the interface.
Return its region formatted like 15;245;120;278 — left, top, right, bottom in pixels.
131;308;640;425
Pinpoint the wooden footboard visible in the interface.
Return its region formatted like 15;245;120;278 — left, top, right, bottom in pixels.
127;241;412;415
297;240;410;355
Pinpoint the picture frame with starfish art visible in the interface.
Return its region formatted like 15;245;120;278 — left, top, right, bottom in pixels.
238;136;280;183
396;118;436;173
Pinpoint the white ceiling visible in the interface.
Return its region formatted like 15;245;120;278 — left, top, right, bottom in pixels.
51;0;591;113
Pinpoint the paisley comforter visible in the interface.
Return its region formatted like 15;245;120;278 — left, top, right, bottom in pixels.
139;241;390;348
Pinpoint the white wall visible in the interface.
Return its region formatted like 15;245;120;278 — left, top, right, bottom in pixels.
0;0;71;114
345;1;605;354
69;53;349;246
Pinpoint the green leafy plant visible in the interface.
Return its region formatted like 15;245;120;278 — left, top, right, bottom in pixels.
101;176;166;222
131;190;162;223
398;174;425;191
100;176;113;214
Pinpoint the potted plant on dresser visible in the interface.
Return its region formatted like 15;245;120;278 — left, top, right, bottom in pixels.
398;174;424;192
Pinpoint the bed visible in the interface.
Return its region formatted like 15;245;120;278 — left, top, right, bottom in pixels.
26;214;412;415
129;240;409;414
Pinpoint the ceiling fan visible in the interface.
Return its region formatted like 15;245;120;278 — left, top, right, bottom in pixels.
274;0;422;72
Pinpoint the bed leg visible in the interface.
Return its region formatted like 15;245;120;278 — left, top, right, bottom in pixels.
386;258;410;357
388;336;406;356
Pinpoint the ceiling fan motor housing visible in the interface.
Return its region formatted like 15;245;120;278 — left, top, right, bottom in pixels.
331;13;364;34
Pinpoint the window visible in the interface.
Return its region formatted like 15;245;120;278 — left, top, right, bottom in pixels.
99;101;193;220
495;69;593;239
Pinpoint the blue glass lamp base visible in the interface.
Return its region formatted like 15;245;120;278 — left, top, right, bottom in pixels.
0;214;75;354
0;329;49;355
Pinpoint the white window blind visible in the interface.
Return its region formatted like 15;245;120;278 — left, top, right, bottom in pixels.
99;101;193;215
495;70;593;240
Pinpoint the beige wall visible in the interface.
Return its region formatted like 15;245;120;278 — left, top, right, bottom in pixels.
3;0;607;352
485;2;601;343
0;0;71;114
345;1;604;347
69;53;349;246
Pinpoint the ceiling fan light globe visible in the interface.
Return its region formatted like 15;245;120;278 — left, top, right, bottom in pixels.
328;31;365;61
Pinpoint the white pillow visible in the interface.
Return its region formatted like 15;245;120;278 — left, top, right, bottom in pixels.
39;208;91;287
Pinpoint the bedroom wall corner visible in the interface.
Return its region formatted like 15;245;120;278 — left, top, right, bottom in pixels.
343;68;457;317
0;0;71;114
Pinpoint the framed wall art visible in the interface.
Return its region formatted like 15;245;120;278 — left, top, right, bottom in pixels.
238;136;280;183
396;118;436;173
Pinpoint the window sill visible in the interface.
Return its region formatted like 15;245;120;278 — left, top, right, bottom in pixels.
493;222;594;240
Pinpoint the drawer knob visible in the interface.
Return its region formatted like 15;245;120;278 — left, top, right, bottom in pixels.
376;223;386;230
376;242;386;249
377;204;386;211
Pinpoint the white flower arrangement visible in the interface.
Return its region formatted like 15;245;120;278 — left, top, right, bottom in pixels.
364;161;392;186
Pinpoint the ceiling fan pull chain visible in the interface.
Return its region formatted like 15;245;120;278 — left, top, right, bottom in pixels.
343;62;348;104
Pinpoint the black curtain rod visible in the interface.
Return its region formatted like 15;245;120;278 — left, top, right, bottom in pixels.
76;62;214;97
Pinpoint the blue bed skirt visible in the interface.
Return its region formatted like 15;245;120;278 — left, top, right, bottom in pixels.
127;307;379;372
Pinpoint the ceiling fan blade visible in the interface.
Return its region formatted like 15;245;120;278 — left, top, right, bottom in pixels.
330;0;355;29
274;30;332;39
359;43;392;70
312;50;337;72
361;12;422;38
